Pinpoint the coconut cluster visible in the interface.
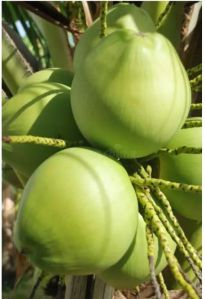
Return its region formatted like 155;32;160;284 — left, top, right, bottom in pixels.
3;3;201;290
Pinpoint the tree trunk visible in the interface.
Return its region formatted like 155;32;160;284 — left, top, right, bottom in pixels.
64;275;114;299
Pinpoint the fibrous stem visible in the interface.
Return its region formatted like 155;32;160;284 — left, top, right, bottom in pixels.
190;103;202;111
159;146;202;155
100;1;108;38
136;188;199;299
153;187;202;269
133;162;202;269
146;224;161;299
131;176;202;193
183;119;202;129
187;64;202;77
2;135;84;148
146;189;202;282
158;273;170;299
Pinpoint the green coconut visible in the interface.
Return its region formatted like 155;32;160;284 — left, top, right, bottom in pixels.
14;147;138;275
18;68;73;91
98;213;176;289
159;121;202;220
2;82;84;184
164;215;201;289
74;3;156;70
71;29;191;158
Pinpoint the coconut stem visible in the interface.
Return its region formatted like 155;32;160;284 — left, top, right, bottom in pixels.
2;135;84;148
146;190;202;282
134;162;202;269
158;273;170;299
136;188;199;299
146;224;162;299
159;146;202;155
153;188;202;270
190;74;202;88
183;119;202;129
137;164;202;286
75;2;85;32
187;64;202;77
138;145;201;163
100;1;108;38
130;176;202;193
190;103;202;111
